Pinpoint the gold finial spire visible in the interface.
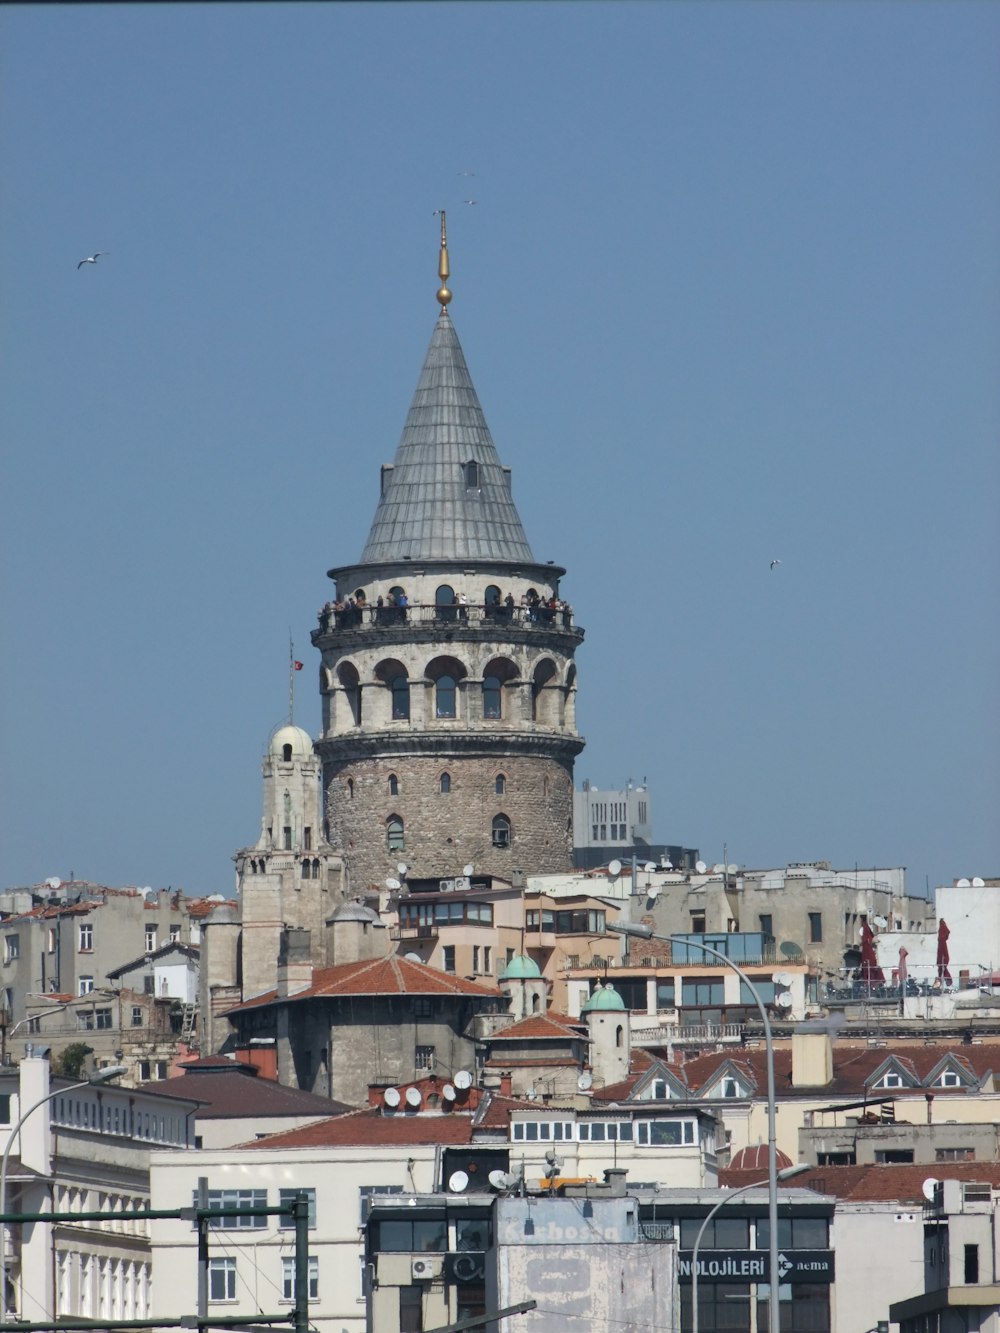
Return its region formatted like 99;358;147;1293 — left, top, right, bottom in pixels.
436;210;452;308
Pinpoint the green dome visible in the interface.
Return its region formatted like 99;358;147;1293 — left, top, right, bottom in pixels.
582;983;626;1012
501;954;542;980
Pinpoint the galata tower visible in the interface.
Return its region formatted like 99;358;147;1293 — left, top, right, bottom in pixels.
312;217;584;893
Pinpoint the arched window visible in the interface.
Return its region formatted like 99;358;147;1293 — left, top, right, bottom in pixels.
436;675;457;718
346;778;354;799
616;1025;624;1049
484;585;501;619
464;459;480;489
495;773;506;795
482;675;502;719
386;816;405;853
282;743;293;762
492;814;512;848
440;772;451;794
391;675;410;720
300;860;309;880
388;774;399;796
337;662;362;726
311;859;320;878
436;585;457;624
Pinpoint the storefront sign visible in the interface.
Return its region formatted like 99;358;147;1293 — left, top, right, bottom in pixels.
678;1250;834;1284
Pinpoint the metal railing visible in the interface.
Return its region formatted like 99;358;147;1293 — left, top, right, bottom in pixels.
314;602;580;635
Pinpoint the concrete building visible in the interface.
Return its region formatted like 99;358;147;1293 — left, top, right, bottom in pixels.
311;222;585;893
0;1055;196;1326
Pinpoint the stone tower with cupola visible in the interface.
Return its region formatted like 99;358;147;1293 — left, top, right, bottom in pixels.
312;218;585;893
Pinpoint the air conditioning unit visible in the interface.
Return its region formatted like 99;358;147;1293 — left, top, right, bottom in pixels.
439;879;456;893
411;1256;443;1281
455;876;471;892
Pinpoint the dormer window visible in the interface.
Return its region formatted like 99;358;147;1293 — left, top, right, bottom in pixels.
464;460;480;489
876;1071;904;1089
651;1079;669;1100
937;1070;962;1088
722;1077;740;1098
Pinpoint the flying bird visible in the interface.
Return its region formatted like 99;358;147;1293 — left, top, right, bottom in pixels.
770;559;782;571
77;253;108;269
457;170;476;177
463;199;478;206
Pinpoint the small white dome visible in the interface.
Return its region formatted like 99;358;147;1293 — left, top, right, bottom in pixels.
269;725;314;760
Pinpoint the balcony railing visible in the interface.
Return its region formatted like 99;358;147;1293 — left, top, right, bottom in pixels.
390;924;439;941
314;602;581;636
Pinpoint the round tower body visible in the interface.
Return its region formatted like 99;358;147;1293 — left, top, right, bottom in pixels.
312;299;585;893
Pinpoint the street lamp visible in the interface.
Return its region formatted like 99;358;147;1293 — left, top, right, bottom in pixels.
690;1164;810;1333
0;1063;127;1322
609;920;784;1333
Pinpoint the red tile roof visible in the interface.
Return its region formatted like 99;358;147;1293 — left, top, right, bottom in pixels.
228;954;501;1012
242;1107;476;1149
138;1067;350;1119
721;1161;1000;1203
489;1014;588;1041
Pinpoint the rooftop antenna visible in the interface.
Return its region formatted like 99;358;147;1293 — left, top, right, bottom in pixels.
436;211;452;309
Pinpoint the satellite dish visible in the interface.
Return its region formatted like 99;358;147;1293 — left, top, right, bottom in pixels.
647;887;660;901
384;1087;401;1108
488;1169;508;1190
695;861;707;874
463;864;475;877
454;1069;473;1090
776;992;793;1009
922;1177;940;1202
608;859;622;877
644;862;656;873
404;952;423;963
45;877;61;889
956;878;971;888
397;862;408;876
780;941;804;959
712;863;725;874
385;878;401;890
873;915;888;929
448;1170;470;1193
405;1086;422;1108
577;1072;593;1091
727;864;738;874
544;1149;563;1167
774;972;793;987
972;877;986;888
442;1083;457;1102
664;860;673;871
526;1085;537;1100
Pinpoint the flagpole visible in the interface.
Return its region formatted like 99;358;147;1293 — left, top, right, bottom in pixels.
289;633;295;726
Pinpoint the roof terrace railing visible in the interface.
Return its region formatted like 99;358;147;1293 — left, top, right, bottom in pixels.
313;603;580;635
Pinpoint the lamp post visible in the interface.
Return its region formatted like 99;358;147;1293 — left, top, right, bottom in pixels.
690;1165;810;1333
0;1063;127;1322
609;921;784;1333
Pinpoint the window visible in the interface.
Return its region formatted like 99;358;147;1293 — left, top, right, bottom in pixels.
78;1012;95;1031
169;924;181;942
495;773;506;795
464;459;480;489
95;1009;113;1029
283;826;292;850
443;946;456;974
282;743;293;762
387;816;405;853
690;912;706;934
635;1119;696;1146
472;946;480;973
278;1189;316;1229
196;1188;268;1230
391;676;410;720
937;1070;962;1087
439;772;451;794
303;827;312;851
482;676;501;719
755;1216;829;1249
377;1219;447;1252
144;928;157;953
79;976;94;996
415;1046;435;1072
5;936;19;963
680;1217;750;1249
964;1244;979;1284
511;1121;574;1142
436;675;457;718
484;946;492;974
808;912;823;943
47;928;57;954
681;977;724;1006
759;915;772;937
389;773;399;796
874;1149;914;1163
875;1070;904;1089
208;1258;236;1302
721;1077;740;1098
79;924;93;952
131;1006;143;1027
139;1061;151;1081
281;1255;319;1302
936;1147;974;1162
400;1286;423;1333
492;814;512;848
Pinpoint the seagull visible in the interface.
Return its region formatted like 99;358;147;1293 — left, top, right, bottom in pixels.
463;199;477;206
770;559;782;571
457;170;476;177
77;252;108;269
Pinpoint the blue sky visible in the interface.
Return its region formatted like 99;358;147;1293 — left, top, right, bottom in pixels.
2;2;997;898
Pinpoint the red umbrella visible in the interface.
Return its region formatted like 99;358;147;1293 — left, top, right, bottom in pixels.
937;919;952;984
859;921;886;985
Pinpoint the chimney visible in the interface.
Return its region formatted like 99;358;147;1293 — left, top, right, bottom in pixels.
791;1031;833;1088
499;1073;512;1097
277;928;313;998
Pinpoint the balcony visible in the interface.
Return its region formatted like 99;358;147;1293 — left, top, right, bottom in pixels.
313;602;582;640
390;924;439;942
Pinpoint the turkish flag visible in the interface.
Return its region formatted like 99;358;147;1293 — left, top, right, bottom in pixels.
293;661;304;671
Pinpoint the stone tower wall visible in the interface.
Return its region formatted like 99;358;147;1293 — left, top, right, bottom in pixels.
325;749;574;892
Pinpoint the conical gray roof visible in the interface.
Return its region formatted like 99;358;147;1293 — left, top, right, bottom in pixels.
359;310;535;564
